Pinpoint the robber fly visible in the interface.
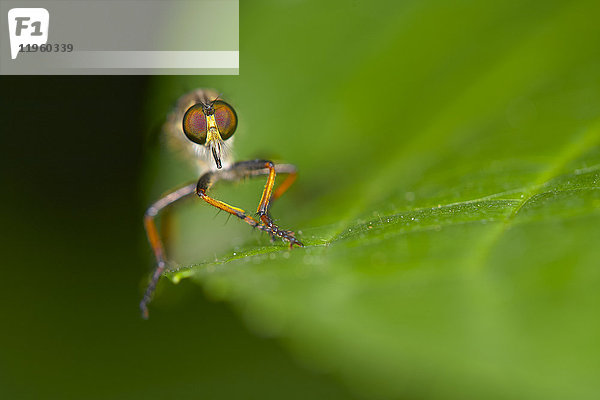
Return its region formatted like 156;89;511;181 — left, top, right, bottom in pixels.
140;89;303;319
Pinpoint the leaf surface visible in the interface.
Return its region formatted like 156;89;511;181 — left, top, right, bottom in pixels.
149;1;600;398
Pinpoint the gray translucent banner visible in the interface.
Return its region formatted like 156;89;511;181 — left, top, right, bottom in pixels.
1;0;239;75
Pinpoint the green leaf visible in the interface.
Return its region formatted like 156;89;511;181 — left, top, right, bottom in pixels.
147;1;600;399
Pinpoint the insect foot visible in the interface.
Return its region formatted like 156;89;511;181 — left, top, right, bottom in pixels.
258;213;304;248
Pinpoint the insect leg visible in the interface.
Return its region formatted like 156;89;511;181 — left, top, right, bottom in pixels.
221;160;303;248
195;169;262;229
271;164;297;202
141;182;196;319
141;163;300;319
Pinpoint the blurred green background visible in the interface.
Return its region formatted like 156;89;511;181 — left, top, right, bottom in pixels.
2;0;600;399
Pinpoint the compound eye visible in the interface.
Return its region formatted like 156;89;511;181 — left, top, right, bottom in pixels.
213;100;237;140
182;104;207;144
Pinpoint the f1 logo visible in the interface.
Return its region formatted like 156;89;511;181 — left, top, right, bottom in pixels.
7;8;49;60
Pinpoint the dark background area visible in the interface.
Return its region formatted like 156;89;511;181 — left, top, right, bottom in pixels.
0;77;355;399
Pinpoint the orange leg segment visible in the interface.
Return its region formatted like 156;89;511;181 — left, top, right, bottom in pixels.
141;160;302;319
257;161;277;214
272;170;297;202
141;182;196;319
196;160;303;247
